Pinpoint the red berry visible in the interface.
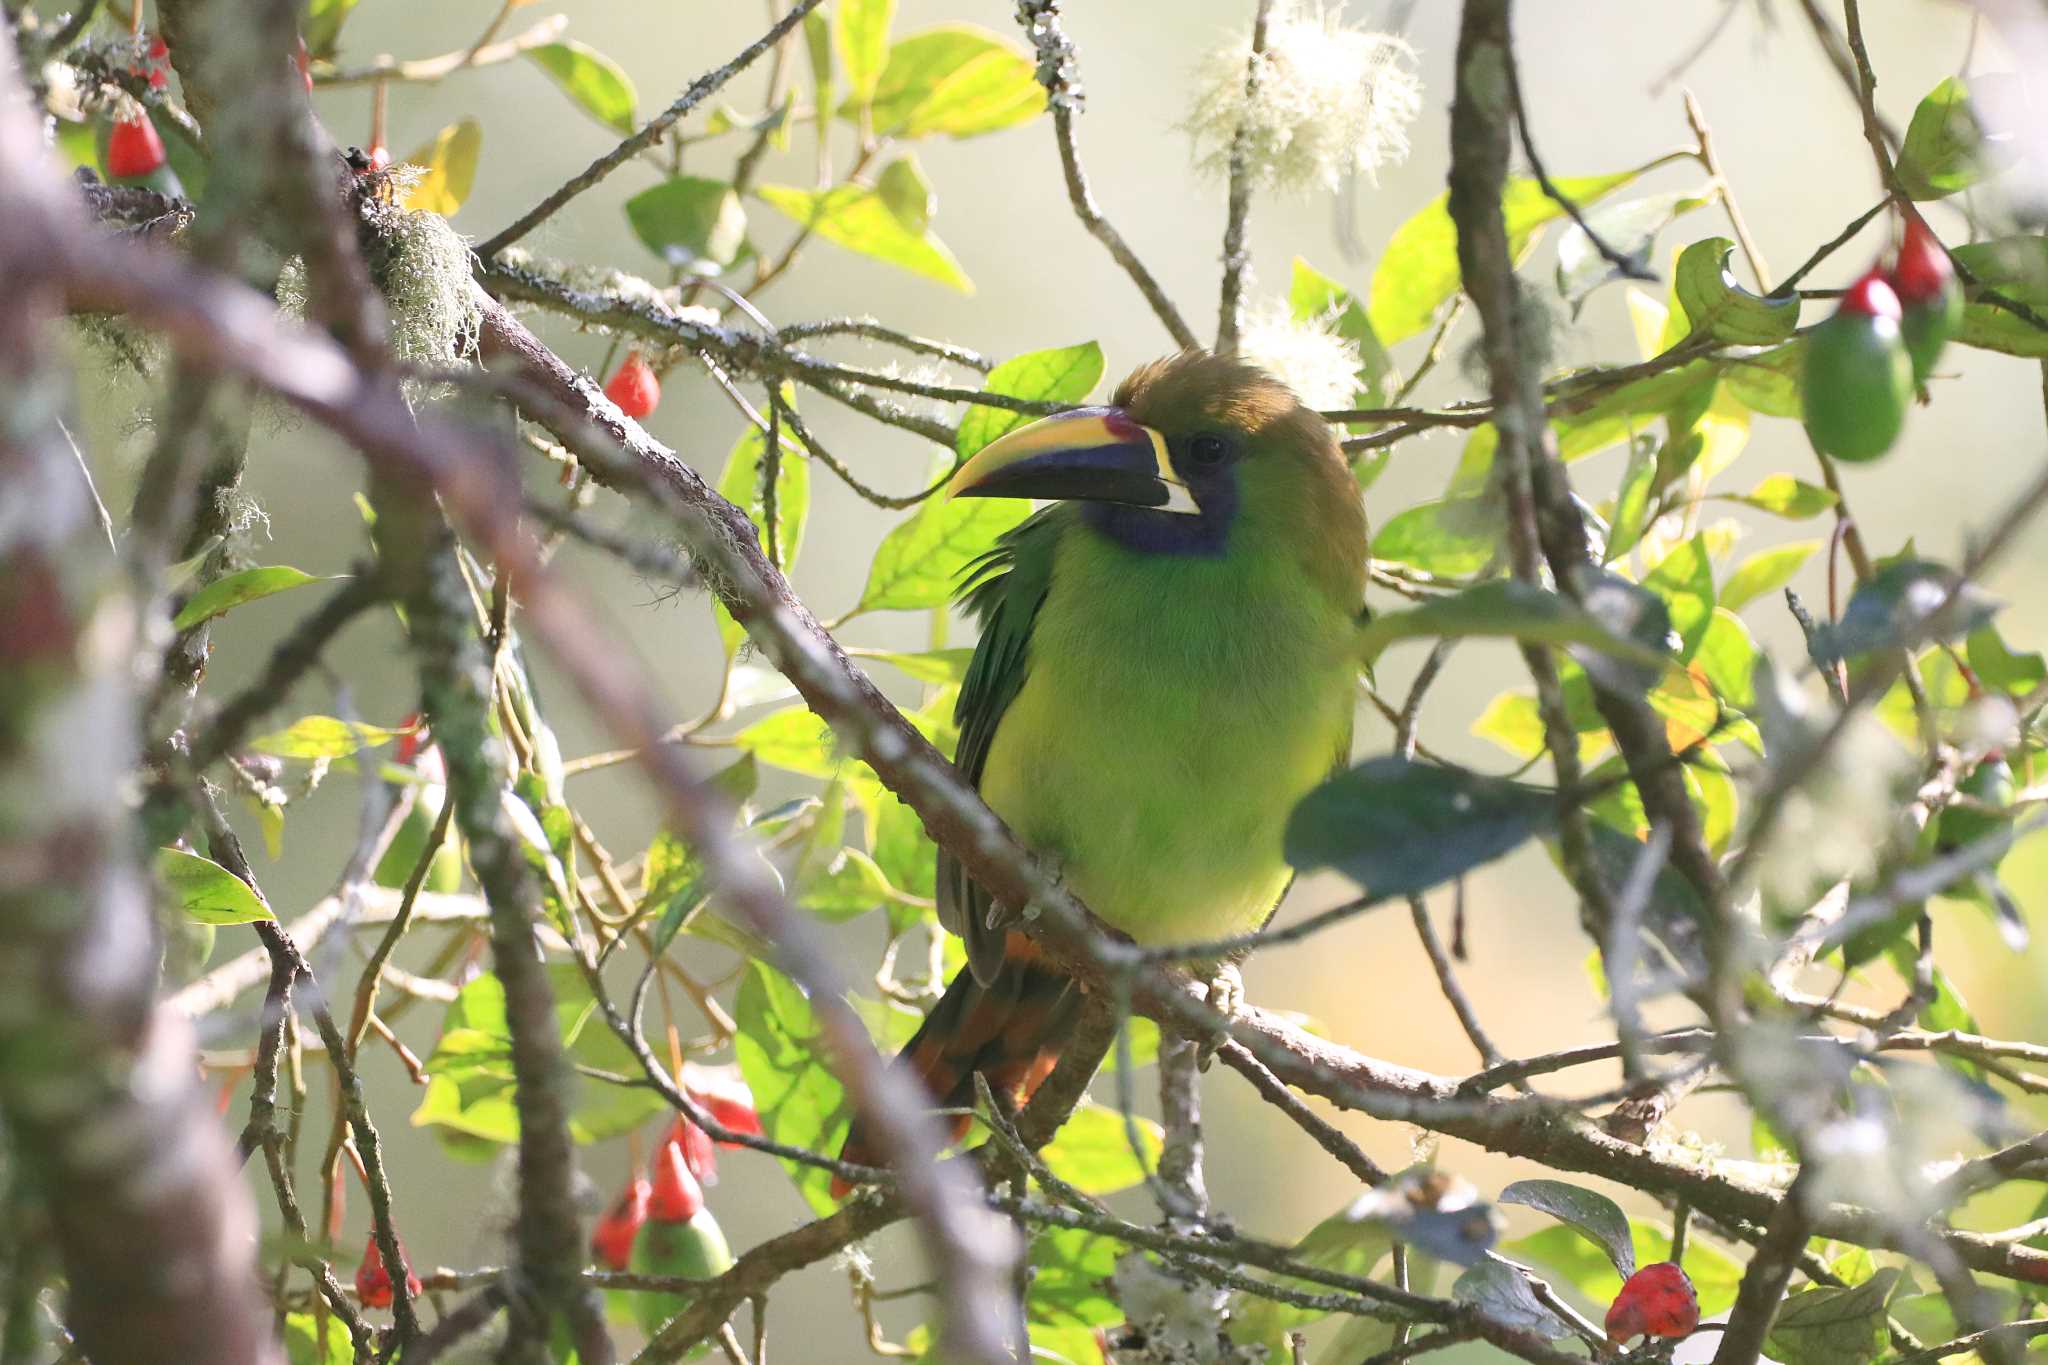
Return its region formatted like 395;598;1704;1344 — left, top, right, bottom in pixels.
393;713;426;766
681;1063;763;1147
1605;1261;1699;1344
604;351;660;420
106;114;166;179
354;1234;421;1310
1891;218;1955;306
147;34;169;60
590;1174;652;1271
648;1131;703;1222
668;1116;718;1185
1838;269;1904;322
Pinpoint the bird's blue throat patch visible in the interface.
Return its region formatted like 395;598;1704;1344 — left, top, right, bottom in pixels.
1080;473;1236;557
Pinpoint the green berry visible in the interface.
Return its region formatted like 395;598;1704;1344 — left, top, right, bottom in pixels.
1802;272;1912;463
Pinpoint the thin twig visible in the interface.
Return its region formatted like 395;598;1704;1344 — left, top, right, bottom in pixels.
1216;0;1276;353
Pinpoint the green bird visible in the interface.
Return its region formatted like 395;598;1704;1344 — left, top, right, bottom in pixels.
838;350;1367;1185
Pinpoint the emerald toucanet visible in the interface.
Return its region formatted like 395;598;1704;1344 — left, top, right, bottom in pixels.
838;350;1367;1184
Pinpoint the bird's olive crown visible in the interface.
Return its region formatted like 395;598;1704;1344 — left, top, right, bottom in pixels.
1113;348;1344;477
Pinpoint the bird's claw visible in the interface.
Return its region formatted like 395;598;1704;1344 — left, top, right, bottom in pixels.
1195;964;1244;1071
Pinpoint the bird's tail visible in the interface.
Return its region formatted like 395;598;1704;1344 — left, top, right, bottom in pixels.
835;941;1080;1196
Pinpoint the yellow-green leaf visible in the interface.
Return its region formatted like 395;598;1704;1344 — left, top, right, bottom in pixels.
1721;540;1820;611
172;566;325;631
1674;236;1799;344
857;26;1044;140
956;341;1104;457
525;41;637;135
835;0;894;104
248;715;411;760
1037;1104;1162;1196
401;117;482;215
756;183;971;291
156;847;274;924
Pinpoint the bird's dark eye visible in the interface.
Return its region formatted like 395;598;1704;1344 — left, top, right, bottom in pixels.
1186;433;1232;468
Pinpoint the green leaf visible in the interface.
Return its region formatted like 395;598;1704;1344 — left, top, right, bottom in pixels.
1723;338;1806;417
1554;190;1709;316
1642;535;1715;660
851;647;976;686
957;341;1104;457
1289;257;1393;407
1506;1219;1743;1318
797;845;899;922
172;565;323;631
1369;170;1641;344
1674;237;1799;344
1966;625;2047;695
1371;496;1501;576
734;706;845;779
1815;558;2001;664
1725;474;1836;519
1286;758;1558;898
525;41;638;135
876;154;934;232
1695;608;1760;711
1452;1259;1567;1338
626;176;748;272
1763;1267;1902;1365
735;962;848;1215
835;0;895;104
858;26;1045;140
1896;77;2000;201
756;183;970;291
400;118;481;216
156;847;274;924
1028;1227;1122;1329
301;0;359;58
248;715;409;759
1951;237;2048;358
1603;438;1658;563
858;497;1031;612
1037;1103;1161;1196
717;420;810;569
1359;579;1669;671
282;1312;354;1365
1720;540;1819;612
1229;1200;1398;1352
1499;1179;1634;1277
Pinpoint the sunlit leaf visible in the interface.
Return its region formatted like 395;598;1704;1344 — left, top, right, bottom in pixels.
858;497;1031;612
851;647;976;686
172;565;324;631
1369;170;1642;344
400;117;482;215
1037;1103;1161;1196
834;0;895;104
1506;1220;1742;1318
248;715;409;759
1358;580;1668;671
1641;535;1715;660
1290;257;1394;408
735;962;848;1215
876;154;934;232
1724;474;1836;519
1371;496;1501;576
302;0;360;58
1896;77;2005;201
525;41;638;135
1674;237;1799;345
756;183;970;291
856;26;1045;140
156;847;274;924
956;341;1104;457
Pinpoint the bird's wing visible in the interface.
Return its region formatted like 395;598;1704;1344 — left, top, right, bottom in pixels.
938;506;1066;986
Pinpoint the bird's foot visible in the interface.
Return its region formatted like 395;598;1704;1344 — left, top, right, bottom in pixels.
1195;964;1244;1071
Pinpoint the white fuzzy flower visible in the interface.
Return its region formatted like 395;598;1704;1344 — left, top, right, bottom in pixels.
1186;2;1422;194
1239;302;1363;409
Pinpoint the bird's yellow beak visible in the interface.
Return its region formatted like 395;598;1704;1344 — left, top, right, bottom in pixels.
947;406;1198;515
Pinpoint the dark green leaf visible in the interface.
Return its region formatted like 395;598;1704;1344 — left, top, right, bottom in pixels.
1370;170;1643;344
156;847;273;925
1579;825;1710;977
1815;559;2001;664
1675;236;1799;344
1357;580;1668;670
526;41;638;135
1451;1259;1567;1338
1285;758;1558;898
1896;77;2002;201
626;176;748;271
1763;1267;1902;1365
1499;1179;1635;1277
756;183;969;290
1966;625;2047;695
173;565;324;631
